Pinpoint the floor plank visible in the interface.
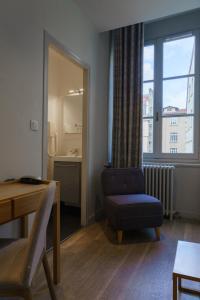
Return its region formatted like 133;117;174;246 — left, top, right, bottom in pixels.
31;219;200;300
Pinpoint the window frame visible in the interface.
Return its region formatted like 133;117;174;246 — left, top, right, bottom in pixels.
143;29;200;162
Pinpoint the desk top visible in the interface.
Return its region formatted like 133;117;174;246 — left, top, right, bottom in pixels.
173;240;200;279
0;181;49;202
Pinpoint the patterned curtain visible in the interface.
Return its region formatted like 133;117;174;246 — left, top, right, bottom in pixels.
111;23;144;168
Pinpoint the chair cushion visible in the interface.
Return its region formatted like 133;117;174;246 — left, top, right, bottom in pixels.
0;239;28;289
105;194;163;230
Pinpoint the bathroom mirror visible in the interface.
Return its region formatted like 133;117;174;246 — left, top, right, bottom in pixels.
63;95;83;134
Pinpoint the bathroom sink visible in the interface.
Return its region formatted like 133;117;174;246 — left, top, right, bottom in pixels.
53;156;82;162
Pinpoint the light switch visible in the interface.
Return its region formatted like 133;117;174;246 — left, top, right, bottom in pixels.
30;120;39;131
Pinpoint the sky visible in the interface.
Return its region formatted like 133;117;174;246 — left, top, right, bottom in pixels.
143;36;195;110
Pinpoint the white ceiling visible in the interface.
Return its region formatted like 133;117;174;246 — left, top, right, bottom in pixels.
74;0;200;32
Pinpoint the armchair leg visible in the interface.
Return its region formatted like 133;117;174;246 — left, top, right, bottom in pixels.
155;227;161;241
117;230;123;244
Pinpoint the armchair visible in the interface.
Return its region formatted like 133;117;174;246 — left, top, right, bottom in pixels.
101;167;163;243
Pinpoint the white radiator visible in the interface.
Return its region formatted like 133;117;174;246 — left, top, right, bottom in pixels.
143;164;175;221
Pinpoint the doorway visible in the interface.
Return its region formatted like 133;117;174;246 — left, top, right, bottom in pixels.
42;32;89;247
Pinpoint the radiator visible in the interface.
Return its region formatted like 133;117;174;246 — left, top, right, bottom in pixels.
143;164;175;220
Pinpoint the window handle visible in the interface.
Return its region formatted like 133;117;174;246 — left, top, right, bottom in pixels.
156;112;159;122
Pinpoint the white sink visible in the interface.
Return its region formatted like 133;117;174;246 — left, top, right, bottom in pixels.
53;156;82;162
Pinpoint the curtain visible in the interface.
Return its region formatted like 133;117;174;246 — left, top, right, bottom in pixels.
111;23;144;168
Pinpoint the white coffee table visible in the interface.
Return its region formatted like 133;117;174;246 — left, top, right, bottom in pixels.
173;241;200;300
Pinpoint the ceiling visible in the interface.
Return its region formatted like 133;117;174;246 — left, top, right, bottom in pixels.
74;0;200;32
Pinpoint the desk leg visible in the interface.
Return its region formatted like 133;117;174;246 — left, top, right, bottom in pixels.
173;274;177;300
53;182;60;284
20;215;28;238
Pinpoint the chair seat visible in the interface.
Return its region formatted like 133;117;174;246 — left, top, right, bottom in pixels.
106;194;163;230
0;239;28;289
107;193;161;211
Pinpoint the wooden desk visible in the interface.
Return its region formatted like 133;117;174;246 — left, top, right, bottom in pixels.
0;180;60;284
173;240;200;300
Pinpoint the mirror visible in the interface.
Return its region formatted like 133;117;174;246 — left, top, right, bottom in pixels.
63;95;83;134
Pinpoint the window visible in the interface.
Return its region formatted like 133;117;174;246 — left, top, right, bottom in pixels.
170;148;177;153
170;133;178;143
170;118;177;125
143;32;198;159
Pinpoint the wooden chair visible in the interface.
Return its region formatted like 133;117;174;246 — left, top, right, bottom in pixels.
0;182;57;300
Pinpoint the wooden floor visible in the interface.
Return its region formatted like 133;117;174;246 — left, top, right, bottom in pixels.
31;219;200;300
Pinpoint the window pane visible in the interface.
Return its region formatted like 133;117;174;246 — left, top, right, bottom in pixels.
162;116;194;153
163;36;195;78
143;82;154;117
162;77;194;115
143;45;154;81
143;119;153;153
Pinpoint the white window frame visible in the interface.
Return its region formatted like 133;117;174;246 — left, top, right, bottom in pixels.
143;30;200;162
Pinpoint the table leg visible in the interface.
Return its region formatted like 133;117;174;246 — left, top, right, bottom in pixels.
173;274;177;300
53;182;60;284
20;215;28;238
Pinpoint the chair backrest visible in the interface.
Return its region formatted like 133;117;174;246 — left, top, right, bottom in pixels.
22;181;56;286
101;167;145;196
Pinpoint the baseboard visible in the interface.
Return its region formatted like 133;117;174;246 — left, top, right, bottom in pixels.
177;210;200;221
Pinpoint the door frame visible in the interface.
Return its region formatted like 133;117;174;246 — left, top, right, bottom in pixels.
42;31;90;226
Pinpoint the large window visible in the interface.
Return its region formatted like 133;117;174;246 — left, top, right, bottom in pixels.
143;32;199;160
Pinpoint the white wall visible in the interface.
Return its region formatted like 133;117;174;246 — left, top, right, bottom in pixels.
0;0;109;236
174;165;200;219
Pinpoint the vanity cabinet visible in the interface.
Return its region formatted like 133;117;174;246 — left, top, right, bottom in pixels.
53;161;81;207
